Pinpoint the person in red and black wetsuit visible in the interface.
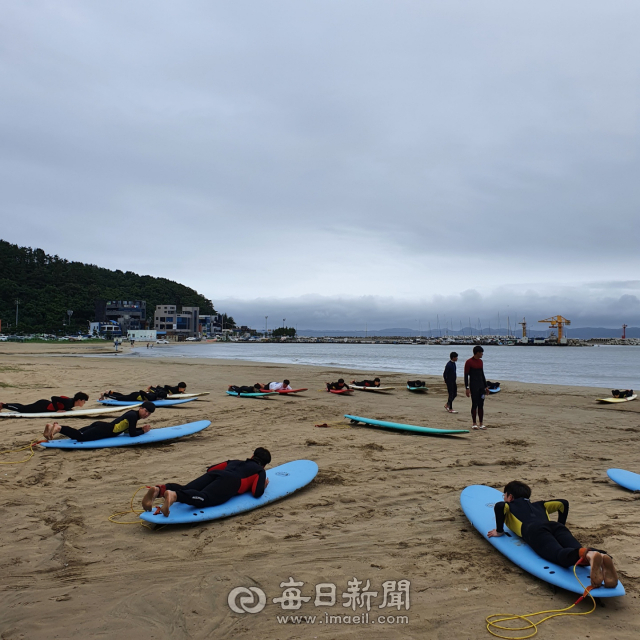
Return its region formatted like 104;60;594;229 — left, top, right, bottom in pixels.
464;346;489;429
487;480;619;589
350;378;381;387
141;447;271;517
0;392;89;414
43;402;155;442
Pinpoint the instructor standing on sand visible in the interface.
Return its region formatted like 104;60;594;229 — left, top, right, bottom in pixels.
464;346;489;430
443;352;458;413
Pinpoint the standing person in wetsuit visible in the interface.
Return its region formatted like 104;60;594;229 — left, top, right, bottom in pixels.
43;402;155;442
443;352;458;414
487;480;619;589
141;447;271;517
350;378;381;387
1;392;89;414
464;345;489;429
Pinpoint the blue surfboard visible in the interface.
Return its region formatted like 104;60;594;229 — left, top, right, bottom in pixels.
345;414;468;435
407;385;428;392
98;398;197;407
460;485;625;597
607;468;640;492
225;390;278;398
39;420;210;449
140;459;318;525
488;387;501;394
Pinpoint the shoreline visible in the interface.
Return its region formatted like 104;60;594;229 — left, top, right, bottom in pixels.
0;345;639;638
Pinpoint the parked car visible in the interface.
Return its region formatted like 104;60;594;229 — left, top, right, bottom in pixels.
156;339;170;344
185;337;197;341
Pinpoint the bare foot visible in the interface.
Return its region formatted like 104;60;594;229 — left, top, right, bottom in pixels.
43;423;54;440
588;551;604;588
603;554;618;588
141;486;159;511
99;392;105;400
153;489;177;517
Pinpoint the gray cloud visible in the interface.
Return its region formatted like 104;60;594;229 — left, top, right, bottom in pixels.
1;1;639;312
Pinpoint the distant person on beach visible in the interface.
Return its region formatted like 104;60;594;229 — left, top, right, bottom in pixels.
350;378;381;387
612;389;633;398
43;402;155;442
326;379;350;391
487;480;619;589
1;392;89;414
228;384;264;395
407;380;426;387
148;383;187;395
464;346;489;429
263;380;292;391
443;352;458;413
141;447;271;517
100;388;168;402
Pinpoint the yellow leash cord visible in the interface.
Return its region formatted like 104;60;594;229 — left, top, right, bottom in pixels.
109;485;162;530
486;564;596;639
0;439;44;465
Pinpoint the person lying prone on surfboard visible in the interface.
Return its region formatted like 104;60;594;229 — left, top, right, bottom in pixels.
611;389;633;398
100;388;168;402
407;380;426;388
43;402;156;442
326;379;350;391
350;378;380;387
148;382;187;395
141;447;272;517
1;392;89;414
487;480;618;589
228;384;264;395
262;380;292;391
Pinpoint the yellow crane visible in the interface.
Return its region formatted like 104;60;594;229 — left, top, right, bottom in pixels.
518;318;527;338
538;315;571;341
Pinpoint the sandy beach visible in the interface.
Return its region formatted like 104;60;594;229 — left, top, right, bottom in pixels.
1;342;639;639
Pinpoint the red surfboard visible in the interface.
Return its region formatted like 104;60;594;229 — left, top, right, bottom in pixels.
329;388;353;394
273;388;308;394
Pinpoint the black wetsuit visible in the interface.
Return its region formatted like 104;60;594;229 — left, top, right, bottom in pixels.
58;410;145;442
493;497;604;567
407;380;425;387
464;357;487;423
229;385;259;395
443;361;457;409
3;396;77;413
327;382;349;391
353;380;379;387
107;390;166;402
158;384;183;395
165;458;267;508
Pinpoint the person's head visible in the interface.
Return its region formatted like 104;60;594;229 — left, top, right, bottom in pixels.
178;382;187;392
338;378;345;384
473;346;484;359
283;379;290;386
139;401;156;419
503;480;531;502
450;352;458;361
252;447;271;467
73;392;89;406
374;377;380;385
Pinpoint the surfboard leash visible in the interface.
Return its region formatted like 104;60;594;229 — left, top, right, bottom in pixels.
485;563;596;639
0;439;44;465
108;485;165;531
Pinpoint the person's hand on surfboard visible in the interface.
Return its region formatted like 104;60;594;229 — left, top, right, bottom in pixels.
142;424;151;433
487;529;503;538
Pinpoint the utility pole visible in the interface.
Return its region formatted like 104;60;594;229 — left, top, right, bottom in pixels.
265;316;268;336
15;299;20;328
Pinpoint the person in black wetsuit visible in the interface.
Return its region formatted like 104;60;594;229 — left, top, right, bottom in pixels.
141;447;271;517
1;392;89;414
43;402;156;442
149;382;187;395
611;389;633;398
464;346;489;429
326;379;350;391
487;480;619;589
407;380;426;388
100;388;167;402
350;378;381;387
443;352;458;413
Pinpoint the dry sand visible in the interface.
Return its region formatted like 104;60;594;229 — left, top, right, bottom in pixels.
1;342;639;639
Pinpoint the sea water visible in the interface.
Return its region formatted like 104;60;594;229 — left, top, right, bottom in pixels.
126;343;638;389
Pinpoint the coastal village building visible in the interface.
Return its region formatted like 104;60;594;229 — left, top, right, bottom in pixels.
154;305;200;339
94;300;146;335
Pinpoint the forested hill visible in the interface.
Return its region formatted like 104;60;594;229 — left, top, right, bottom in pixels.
0;240;216;333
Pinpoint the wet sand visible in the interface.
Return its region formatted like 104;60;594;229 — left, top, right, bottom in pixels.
1;343;639;639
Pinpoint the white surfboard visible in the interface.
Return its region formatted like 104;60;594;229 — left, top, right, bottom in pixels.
596;394;637;404
0;403;143;419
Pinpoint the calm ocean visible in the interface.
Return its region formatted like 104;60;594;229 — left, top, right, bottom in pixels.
125;343;638;389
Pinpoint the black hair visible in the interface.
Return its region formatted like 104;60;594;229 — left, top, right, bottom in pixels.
141;401;156;414
283;379;290;386
338;378;344;383
374;377;380;382
473;345;484;355
74;392;89;401
504;481;531;500
178;382;187;388
252;447;271;466
450;352;458;359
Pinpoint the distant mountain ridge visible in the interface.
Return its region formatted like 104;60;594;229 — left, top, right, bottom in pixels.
297;327;639;339
0;239;216;333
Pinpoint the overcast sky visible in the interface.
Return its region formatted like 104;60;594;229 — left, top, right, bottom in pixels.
1;1;639;329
